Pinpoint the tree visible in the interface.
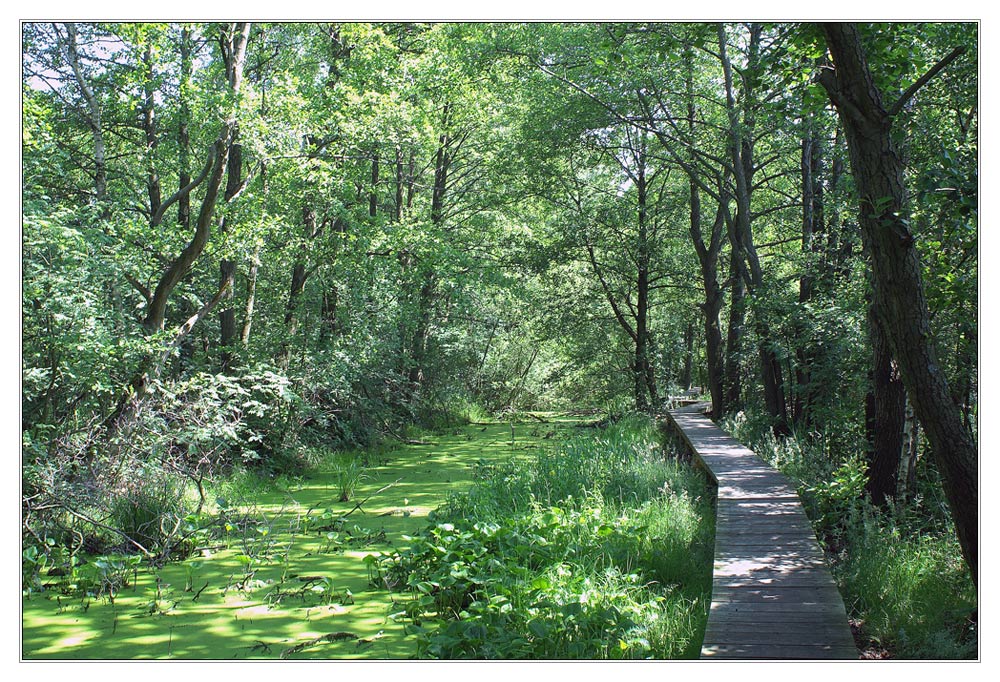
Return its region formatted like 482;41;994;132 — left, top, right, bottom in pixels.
817;21;977;583
109;22;252;428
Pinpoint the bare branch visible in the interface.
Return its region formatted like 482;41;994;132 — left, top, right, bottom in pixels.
888;45;967;118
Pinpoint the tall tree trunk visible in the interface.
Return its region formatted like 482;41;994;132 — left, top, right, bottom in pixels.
216;23;250;373
864;303;907;506
898;399;920;500
217;134;242;373
819;22;977;583
277;205;322;369
240;245;259;346
681;321;694;390
177;26;193;230
394;145;405;222
634;151;652;411
718;22;789;435
406;105;450;393
724;247;745;412
682;48;727;415
141;40;161;220
794;121;820;428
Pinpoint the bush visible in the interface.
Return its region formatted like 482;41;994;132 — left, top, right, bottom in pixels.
723;408;977;659
107;464;189;554
373;415;714;659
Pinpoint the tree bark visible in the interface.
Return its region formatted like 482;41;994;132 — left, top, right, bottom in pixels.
819;22;977;583
724;247;745;412
59;23;107;214
794;121;819;427
240;245;259;346
177;27;193;229
681;321;694;391
682;47;726;415
634;148;653;410
717;23;789;434
864;303;907;506
141;40;161;220
217;132;243;373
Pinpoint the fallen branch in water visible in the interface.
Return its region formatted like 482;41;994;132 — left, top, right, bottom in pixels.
341;478;401;518
281;632;359;659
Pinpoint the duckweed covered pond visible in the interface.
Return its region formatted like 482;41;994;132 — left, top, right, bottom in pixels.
22;415;713;660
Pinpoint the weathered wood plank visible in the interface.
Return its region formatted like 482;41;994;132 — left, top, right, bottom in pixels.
665;404;857;660
705;606;852;625
701;643;860;659
711;585;848;605
704;625;858;648
704;620;854;639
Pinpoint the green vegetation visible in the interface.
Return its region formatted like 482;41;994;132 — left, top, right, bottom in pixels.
726;411;977;659
22;415;711;660
22;419;574;658
22;21;977;660
374;415;713;658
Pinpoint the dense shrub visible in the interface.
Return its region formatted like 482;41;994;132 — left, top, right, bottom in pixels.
723;409;977;659
372;415;714;659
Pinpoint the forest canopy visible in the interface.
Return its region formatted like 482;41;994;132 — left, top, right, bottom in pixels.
21;21;978;659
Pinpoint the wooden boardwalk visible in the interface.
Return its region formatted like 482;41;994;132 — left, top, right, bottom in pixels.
667;403;858;660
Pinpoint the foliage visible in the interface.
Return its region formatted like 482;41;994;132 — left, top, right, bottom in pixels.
372;416;714;659
725;409;977;659
21;20;977;660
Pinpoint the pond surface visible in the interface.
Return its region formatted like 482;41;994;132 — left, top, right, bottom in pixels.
22;418;580;659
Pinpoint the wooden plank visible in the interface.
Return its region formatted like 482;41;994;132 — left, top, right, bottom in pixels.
701;643;859;659
712;572;838;589
705;607;852;625
714;547;828;562
714;525;815;538
716;518;815;529
704;621;854;641
710;585;848;606
718;499;808;512
704;631;857;650
664;405;858;661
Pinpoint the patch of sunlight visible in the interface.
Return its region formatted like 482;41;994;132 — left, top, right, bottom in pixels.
235;604;276;618
49;632;93;651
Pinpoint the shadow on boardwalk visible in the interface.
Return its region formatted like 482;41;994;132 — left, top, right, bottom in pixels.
666;403;859;660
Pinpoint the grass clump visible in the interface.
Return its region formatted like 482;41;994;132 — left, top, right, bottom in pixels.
834;509;977;658
372;413;714;659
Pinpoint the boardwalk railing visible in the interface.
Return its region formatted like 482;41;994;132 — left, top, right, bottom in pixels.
666;403;858;660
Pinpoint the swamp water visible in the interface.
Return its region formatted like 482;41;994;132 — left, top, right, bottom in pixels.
22;419;577;659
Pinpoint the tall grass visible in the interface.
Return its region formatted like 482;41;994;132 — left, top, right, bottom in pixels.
375;413;715;659
724;410;977;659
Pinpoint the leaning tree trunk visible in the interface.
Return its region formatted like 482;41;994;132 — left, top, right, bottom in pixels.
819;22;977;584
103;23;250;434
864;302;907;507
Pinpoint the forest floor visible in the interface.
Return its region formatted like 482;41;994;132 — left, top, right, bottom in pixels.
21;417;579;660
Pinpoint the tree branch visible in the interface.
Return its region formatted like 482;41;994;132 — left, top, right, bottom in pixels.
124;272;152;304
888;45;967;118
150;145;216;228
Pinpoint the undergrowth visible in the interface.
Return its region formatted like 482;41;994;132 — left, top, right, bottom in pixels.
724;410;977;659
370;414;714;659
